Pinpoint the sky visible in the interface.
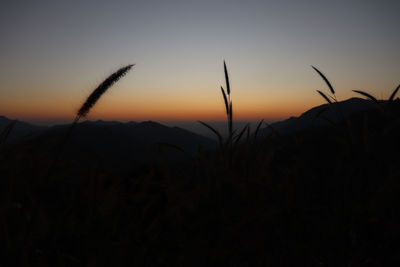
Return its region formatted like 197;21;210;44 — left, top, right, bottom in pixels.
1;0;399;125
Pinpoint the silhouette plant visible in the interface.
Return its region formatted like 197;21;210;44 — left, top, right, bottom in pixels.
199;61;235;165
312;65;343;122
312;65;337;103
199;62;267;167
353;84;400;112
388;84;400;103
55;64;135;165
312;66;399;113
222;61;233;141
49;64;135;177
74;64;134;124
24;64;135;244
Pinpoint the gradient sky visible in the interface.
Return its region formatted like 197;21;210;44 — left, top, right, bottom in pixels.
1;0;399;124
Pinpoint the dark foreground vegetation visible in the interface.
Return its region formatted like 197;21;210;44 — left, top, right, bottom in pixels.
1;65;400;266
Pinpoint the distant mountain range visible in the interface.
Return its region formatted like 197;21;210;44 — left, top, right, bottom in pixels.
0;97;380;161
48;120;216;161
0;117;217;164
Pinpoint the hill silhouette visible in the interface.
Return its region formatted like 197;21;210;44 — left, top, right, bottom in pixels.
259;97;377;137
0;97;379;146
48;120;216;161
1;118;217;167
0;115;48;141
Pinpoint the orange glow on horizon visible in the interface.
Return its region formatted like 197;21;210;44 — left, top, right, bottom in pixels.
0;83;330;124
1;98;316;124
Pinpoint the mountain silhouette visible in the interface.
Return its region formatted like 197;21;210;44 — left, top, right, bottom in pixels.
259;97;377;137
0;97;381;161
0;116;48;141
26;120;217;164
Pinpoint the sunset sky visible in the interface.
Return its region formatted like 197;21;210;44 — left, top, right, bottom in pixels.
1;0;399;125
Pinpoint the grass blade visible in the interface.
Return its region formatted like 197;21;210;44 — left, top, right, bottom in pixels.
312;66;335;95
253;119;264;143
389;84;400;102
221;87;229;115
234;124;249;144
353;90;380;106
198;121;223;149
316;90;333;104
233;124;249;152
224;61;231;96
229;102;233;135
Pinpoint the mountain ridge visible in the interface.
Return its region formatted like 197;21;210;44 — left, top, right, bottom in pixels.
1;97;380;145
258;97;378;137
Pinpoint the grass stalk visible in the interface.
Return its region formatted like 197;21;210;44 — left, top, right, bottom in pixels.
24;64;134;245
352;90;380;106
389;84;400;103
223;61;233;166
74;64;134;124
199;61;234;166
312;65;337;101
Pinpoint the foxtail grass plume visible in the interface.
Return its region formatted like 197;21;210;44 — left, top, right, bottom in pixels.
75;64;134;123
25;64;135;241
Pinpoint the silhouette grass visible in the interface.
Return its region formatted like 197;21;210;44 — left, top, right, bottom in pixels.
353;90;380;106
353;84;400;109
312;66;337;104
199;62;265;167
389;84;400;103
23;64;134;248
199;61;236;165
312;65;337;101
54;64;135;169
